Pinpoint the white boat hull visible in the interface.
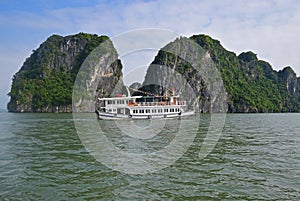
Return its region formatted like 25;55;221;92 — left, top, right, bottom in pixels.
97;111;195;120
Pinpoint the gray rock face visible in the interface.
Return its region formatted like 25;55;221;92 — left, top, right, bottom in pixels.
143;37;227;113
73;39;125;112
278;67;297;95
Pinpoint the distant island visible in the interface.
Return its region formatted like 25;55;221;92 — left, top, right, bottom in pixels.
7;33;300;113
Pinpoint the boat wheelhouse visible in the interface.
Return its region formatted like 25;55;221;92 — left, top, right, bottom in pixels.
96;95;194;120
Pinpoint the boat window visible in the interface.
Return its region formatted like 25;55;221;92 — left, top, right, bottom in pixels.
152;109;156;113
170;108;174;112
139;109;144;113
158;109;162;113
146;109;150;113
164;108;168;113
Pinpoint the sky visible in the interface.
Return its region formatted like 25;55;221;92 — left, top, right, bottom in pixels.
1;0;300;109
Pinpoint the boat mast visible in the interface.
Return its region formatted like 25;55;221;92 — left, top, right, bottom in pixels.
126;86;131;97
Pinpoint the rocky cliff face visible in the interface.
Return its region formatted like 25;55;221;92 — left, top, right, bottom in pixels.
142;37;227;112
7;33;124;112
143;34;300;112
72;39;125;112
278;67;297;95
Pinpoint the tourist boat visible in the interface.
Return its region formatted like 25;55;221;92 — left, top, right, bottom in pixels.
96;94;195;120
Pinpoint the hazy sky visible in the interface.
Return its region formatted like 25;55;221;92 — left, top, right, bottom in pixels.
1;0;300;109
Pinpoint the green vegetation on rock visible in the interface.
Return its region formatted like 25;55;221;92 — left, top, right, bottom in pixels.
7;33;115;112
144;34;300;112
7;33;300;113
192;35;300;112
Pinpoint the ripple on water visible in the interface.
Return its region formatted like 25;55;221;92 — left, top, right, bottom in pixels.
0;113;299;200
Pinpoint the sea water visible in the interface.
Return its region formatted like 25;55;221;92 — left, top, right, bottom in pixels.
0;112;299;200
